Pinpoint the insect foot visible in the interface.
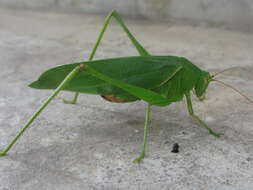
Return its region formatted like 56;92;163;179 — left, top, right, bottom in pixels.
133;152;145;163
63;92;79;104
208;130;223;137
63;99;77;104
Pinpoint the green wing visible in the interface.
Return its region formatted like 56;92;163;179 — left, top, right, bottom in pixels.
152;57;202;102
30;56;183;105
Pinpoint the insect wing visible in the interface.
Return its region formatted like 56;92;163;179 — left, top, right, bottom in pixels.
29;56;182;105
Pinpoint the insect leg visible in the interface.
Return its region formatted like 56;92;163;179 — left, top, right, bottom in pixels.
0;65;82;156
133;103;151;163
64;11;150;104
63;91;79;104
88;10;150;60
185;92;222;137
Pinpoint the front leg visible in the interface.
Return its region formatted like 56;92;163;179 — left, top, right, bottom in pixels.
185;92;222;137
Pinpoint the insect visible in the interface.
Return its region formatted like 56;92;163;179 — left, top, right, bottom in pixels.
0;11;252;163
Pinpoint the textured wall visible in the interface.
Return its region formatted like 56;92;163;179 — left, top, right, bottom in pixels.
1;0;253;31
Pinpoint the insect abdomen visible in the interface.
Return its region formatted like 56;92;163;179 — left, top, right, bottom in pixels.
101;95;134;103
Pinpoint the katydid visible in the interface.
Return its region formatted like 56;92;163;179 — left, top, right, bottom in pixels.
0;11;252;163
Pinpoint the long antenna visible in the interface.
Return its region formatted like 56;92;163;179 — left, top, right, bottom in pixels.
212;79;253;104
211;67;240;78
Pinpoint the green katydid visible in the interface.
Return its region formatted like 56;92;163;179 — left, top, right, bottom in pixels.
0;11;252;163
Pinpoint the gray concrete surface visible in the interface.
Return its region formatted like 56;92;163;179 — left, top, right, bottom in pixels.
0;7;253;190
1;0;253;32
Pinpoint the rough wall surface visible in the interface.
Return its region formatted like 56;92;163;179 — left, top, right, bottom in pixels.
0;0;253;31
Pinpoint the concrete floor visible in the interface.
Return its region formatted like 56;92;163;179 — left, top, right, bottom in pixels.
0;7;253;190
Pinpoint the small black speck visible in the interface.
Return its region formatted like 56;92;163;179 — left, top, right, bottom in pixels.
171;143;179;153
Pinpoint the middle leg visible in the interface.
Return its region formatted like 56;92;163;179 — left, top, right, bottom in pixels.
133;103;152;163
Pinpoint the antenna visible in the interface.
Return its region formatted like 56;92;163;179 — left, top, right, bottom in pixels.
212;79;253;104
211;67;240;78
